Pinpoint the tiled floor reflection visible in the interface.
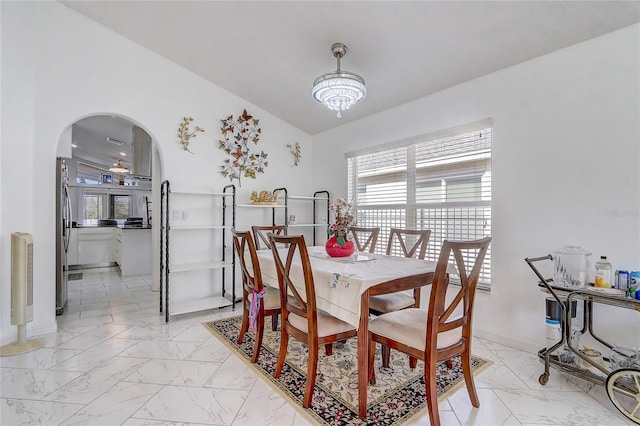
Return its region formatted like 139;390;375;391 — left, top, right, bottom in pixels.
0;267;630;425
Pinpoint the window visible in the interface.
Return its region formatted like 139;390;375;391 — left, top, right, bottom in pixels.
110;195;131;221
82;193;106;225
76;162;104;185
347;127;492;287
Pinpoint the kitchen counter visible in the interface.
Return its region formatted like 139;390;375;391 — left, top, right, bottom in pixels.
73;227;115;266
114;227;152;276
70;226;152;276
73;224;151;229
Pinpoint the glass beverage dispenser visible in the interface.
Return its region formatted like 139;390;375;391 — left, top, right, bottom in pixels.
552;246;591;288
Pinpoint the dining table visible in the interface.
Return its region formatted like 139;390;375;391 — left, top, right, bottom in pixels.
254;245;454;419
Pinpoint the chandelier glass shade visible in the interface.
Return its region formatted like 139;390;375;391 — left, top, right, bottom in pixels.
312;43;366;118
109;159;129;174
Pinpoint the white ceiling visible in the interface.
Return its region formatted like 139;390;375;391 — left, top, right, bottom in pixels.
61;1;640;135
72;115;138;172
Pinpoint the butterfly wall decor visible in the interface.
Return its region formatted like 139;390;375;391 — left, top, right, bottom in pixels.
218;109;268;186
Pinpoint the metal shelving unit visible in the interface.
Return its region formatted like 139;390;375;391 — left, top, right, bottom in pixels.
160;181;236;322
235;198;285;228
274;188;330;245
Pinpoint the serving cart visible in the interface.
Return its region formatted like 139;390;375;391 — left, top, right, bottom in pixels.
525;255;640;424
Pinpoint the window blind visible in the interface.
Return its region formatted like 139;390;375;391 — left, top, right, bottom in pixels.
348;128;492;287
76;162;105;185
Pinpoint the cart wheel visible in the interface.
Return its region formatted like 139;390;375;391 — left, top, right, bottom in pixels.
605;368;640;424
539;372;549;385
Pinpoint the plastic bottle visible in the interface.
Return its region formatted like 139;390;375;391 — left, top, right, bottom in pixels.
594;256;612;288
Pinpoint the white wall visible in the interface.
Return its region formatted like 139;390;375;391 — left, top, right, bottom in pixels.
2;1;637;353
312;24;640;352
0;2;313;344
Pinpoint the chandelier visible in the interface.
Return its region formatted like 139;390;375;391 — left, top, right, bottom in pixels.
312;43;366;118
109;159;129;174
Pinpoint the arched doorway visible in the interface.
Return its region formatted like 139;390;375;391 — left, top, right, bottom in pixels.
56;114;161;315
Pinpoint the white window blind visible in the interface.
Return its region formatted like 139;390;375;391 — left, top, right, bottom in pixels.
348;127;492;287
76;162;104;185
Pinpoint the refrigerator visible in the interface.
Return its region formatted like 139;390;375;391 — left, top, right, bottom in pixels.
56;158;71;315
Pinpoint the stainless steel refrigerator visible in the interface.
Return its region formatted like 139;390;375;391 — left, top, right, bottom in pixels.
56;158;71;315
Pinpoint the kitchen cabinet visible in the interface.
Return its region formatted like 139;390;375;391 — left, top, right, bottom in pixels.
77;227;114;265
72;226;151;275
118;228;152;276
113;227;122;265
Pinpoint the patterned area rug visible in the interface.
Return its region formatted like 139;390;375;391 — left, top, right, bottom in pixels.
203;316;491;426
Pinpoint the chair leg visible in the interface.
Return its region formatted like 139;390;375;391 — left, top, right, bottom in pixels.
303;342;319;409
368;339;377;385
237;304;249;345
325;343;333;356
274;329;289;379
251;313;265;363
409;355;418;369
425;357;440;426
461;348;480;407
382;344;390;368
271;314;278;331
383;346;418;369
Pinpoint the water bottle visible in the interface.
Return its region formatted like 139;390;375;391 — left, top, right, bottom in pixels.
595;256;612;288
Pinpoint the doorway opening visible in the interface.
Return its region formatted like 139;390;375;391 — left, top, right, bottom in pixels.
56;114;161;316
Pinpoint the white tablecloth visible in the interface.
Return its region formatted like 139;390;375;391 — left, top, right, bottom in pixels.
255;246;444;327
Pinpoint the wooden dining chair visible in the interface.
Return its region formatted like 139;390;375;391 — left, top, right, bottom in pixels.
368;237;492;426
251;225;287;250
267;233;358;409
370;228;432;315
231;228;281;363
349;226;380;253
370;228;432;367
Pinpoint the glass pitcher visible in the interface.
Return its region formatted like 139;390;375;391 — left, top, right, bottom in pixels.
552;246;591;288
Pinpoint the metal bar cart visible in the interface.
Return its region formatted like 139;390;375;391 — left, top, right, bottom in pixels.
525;255;640;424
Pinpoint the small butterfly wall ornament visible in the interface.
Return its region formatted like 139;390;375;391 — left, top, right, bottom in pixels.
286;142;301;166
177;117;204;153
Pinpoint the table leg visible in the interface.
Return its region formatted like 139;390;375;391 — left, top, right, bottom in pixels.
358;290;370;419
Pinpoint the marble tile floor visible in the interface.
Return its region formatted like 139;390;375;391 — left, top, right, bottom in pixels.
0;266;632;425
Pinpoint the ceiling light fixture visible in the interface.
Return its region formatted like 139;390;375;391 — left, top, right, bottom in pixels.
106;137;124;146
109;159;129;174
312;43;366;118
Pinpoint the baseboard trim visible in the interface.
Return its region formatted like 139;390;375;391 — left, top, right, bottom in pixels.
69;262;116;270
0;320;57;347
475;329;541;354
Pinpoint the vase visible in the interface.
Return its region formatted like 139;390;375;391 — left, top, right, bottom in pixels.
325;235;355;257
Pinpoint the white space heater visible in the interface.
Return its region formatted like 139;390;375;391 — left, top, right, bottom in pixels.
0;233;44;356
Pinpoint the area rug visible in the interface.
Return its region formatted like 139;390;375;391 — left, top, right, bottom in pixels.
203;316;491;425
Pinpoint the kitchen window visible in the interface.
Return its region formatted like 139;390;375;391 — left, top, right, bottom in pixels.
110;195;131;221
76;162;103;185
347;124;492;288
82;193;107;225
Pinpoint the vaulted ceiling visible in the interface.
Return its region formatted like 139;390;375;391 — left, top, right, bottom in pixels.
62;1;640;135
